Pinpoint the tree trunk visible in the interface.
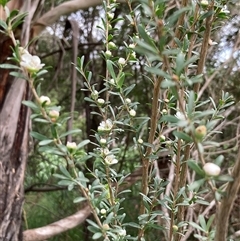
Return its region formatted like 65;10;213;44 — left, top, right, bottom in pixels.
0;30;30;241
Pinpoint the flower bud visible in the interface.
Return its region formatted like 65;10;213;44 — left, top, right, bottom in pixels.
49;110;59;118
100;209;107;215
195;125;207;141
100;138;107;145
129;109;136;117
66;141;77;151
138;138;143;144
105;50;112;58
172;225;178;232
160;135;166;141
97;98;105;105
108;41;116;49
200;0;209;7
118;57;126;65
125;98;131;104
129;44;135;49
39;96;51;106
91;90;99;100
107;12;114;20
203;162;221;176
102;224;110;230
119;229;126;236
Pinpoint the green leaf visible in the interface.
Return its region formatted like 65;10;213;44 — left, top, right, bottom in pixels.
59;165;72;178
188;178;205;191
138;24;156;49
0;64;20;69
30;131;48;141
92;232;102;240
176;52;185;76
160;115;179;123
9;71;27;79
214;175;233;182
77;139;90;149
86;219;100;229
58;179;74;186
73;197;87;203
116;72;125;88
107;60;116;79
199;215;207;231
188;221;207;233
0;0;10;7
39;139;53;146
60;129;82;138
173;131;192;142
187;90;195;116
0;19;7;30
22;100;39;111
187;160;205;176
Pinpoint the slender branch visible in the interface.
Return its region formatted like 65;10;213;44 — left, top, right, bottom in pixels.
214;148;240;241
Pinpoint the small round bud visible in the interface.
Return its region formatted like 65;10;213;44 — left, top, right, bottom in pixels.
172;225;178;232
160;135;166;141
97;98;105;105
200;0;209;7
39;96;51;106
118;57;126;65
138;138;143;144
66;141;77;150
129;109;136;117
195;125;207;141
119;229;126;236
125;98;131;104
100;138;107;145
164;98;169;103
108;41;116;49
203;162;221;177
49;110;59;118
102;224;110;230
105;50;112;58
107;12;114;20
162;109;168;115
100;209;107;215
91;90;99;100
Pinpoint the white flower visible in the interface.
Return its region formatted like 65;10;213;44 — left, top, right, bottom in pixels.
66;141;77;150
105;154;118;165
20;53;45;73
129;109;136;117
101;148;110;156
107;12;114;20
138;138;143;144
49;110;59;118
119;229;126;236
175;111;185;121
100;209;107;215
109;78;115;85
98;119;113;132
97;98;105;105
129;44;135;49
208;39;218;46
118;57;126;65
203;163;221;176
105;50;112;57
125;98;131;104
39;96;51;105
